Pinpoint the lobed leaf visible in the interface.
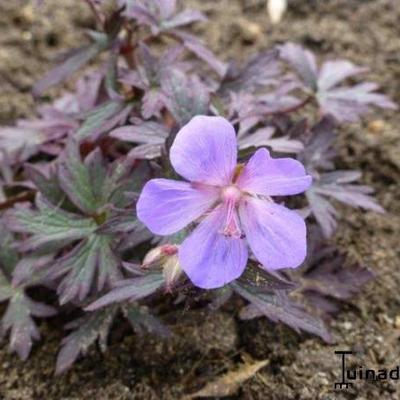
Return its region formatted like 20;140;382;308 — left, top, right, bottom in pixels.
232;281;332;342
161;69;209;126
0;291;56;361
56;306;118;374
220;49;279;96
75;101;133;141
7;196;96;252
307;172;384;238
280;42;318;90
86;271;165;311
33;34;109;96
50;234;122;305
123;305;171;338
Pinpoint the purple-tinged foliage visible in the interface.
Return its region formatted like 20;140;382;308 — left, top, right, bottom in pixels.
121;0;206;35
0;71;102;164
33;32;110;96
86;270;165;310
6;143;143;304
111;120;170;159
56;306;118;375
0;0;395;373
280;42;397;122
123;304;171;338
121;0;226;75
161;69;210;126
299;117;384;237
233;280;332;342
219;49;280;97
289;225;375;317
0;224;56;360
120;44;187;119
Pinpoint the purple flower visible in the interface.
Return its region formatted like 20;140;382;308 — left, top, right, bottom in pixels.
137;116;312;289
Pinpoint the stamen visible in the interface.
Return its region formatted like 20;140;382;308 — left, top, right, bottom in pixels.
220;185;243;238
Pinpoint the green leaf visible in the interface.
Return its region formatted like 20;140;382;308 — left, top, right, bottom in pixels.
8;195;96;252
0;270;13;302
53;234;122;305
58;144;133;214
75;101;132;141
25;164;65;206
161;69;209;126
0;222;18;275
58;143;102;214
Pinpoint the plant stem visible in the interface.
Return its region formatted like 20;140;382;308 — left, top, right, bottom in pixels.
0;191;36;211
83;0;105;27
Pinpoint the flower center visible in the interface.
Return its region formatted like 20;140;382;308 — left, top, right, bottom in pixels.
221;185;243;239
222;185;242;203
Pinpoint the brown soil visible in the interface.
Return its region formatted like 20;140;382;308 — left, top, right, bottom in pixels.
1;0;400;399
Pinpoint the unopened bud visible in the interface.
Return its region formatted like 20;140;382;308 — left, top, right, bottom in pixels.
142;245;182;289
268;0;287;24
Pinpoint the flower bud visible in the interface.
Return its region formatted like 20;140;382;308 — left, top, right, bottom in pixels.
268;0;287;24
143;245;182;290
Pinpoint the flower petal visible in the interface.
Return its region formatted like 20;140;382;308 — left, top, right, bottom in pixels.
236;148;312;196
170;116;237;185
137;179;218;235
239;197;306;270
179;205;248;289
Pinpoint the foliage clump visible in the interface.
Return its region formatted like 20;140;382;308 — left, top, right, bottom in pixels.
0;0;395;373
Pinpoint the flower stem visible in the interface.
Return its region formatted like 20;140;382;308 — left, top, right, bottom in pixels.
83;0;105;27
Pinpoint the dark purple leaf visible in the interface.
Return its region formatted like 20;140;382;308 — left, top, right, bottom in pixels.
56;306;117;374
232;281;332;342
177;32;227;77
239;126;304;154
305;190;338;238
280;42;318;90
209;287;233;311
161;69;210;126
142;89;165;119
0;127;45;164
307;170;384;238
76;101;132;141
123;305;171;338
86;272;164;311
291;228;375;315
110;121;169;144
219;49;279;96
124;1;205;35
163;9;206;29
0;292;56;361
317;82;397;122
317;60;367;92
33;34;109;96
298;116;337;171
281;43;397;121
11;254;54;287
